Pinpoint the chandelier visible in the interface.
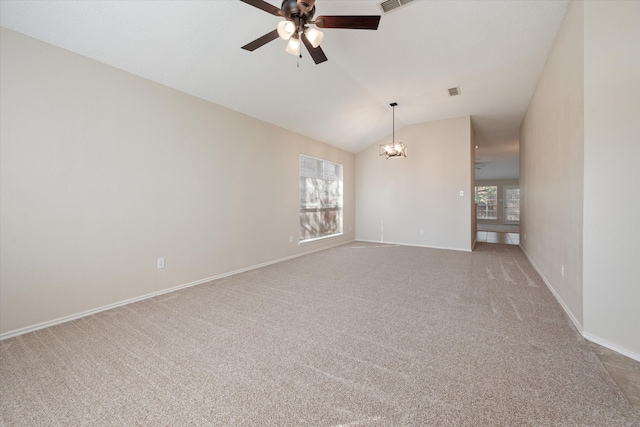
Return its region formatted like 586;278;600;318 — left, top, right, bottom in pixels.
379;102;407;158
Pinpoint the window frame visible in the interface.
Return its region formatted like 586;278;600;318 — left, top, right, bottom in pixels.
475;185;498;220
299;154;344;244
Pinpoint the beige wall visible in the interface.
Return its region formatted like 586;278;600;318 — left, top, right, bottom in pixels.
583;1;640;356
356;116;474;251
520;0;584;328
521;0;639;359
0;28;355;336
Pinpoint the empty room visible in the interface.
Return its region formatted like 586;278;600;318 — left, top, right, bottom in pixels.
1;0;638;425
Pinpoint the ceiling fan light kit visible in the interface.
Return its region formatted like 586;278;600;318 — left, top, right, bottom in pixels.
304;27;324;48
380;102;407;159
285;35;301;56
277;20;296;39
240;0;381;64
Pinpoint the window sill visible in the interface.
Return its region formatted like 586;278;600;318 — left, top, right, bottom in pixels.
299;233;344;245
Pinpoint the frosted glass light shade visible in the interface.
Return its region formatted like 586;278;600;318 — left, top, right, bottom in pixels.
285;36;301;56
305;27;324;48
277;20;296;40
379;142;407;158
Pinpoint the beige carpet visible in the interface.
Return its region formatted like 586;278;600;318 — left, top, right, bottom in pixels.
1;242;638;426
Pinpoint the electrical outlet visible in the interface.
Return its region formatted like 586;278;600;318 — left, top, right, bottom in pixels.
157;258;165;269
459;190;464;197
289;235;293;244
419;228;425;235
560;264;565;277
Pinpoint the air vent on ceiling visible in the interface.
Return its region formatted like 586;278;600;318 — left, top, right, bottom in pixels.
448;86;461;97
379;0;414;14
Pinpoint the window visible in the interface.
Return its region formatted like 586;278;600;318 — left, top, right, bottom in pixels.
299;155;343;242
475;186;497;219
504;186;520;223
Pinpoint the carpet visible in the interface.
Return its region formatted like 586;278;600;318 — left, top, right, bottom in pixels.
1;242;637;426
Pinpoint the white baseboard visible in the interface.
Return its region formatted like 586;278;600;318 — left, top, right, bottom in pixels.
357;239;472;253
520;245;640;363
7;239;638;365
520;245;583;333
0;239;354;341
582;332;640;362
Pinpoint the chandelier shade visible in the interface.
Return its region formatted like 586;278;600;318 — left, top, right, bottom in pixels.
380;142;407;158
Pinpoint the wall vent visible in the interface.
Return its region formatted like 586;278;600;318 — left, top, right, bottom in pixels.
379;0;414;14
448;86;461;97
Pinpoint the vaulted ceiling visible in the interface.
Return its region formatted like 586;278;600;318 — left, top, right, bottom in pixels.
0;0;569;179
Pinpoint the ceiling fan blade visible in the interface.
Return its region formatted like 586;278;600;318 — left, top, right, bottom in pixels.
239;0;285;17
301;33;328;65
314;15;381;30
241;29;280;51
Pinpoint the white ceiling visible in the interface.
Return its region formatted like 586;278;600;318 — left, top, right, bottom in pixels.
0;0;569;180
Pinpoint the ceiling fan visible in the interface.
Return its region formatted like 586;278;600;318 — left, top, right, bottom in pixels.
240;0;381;64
